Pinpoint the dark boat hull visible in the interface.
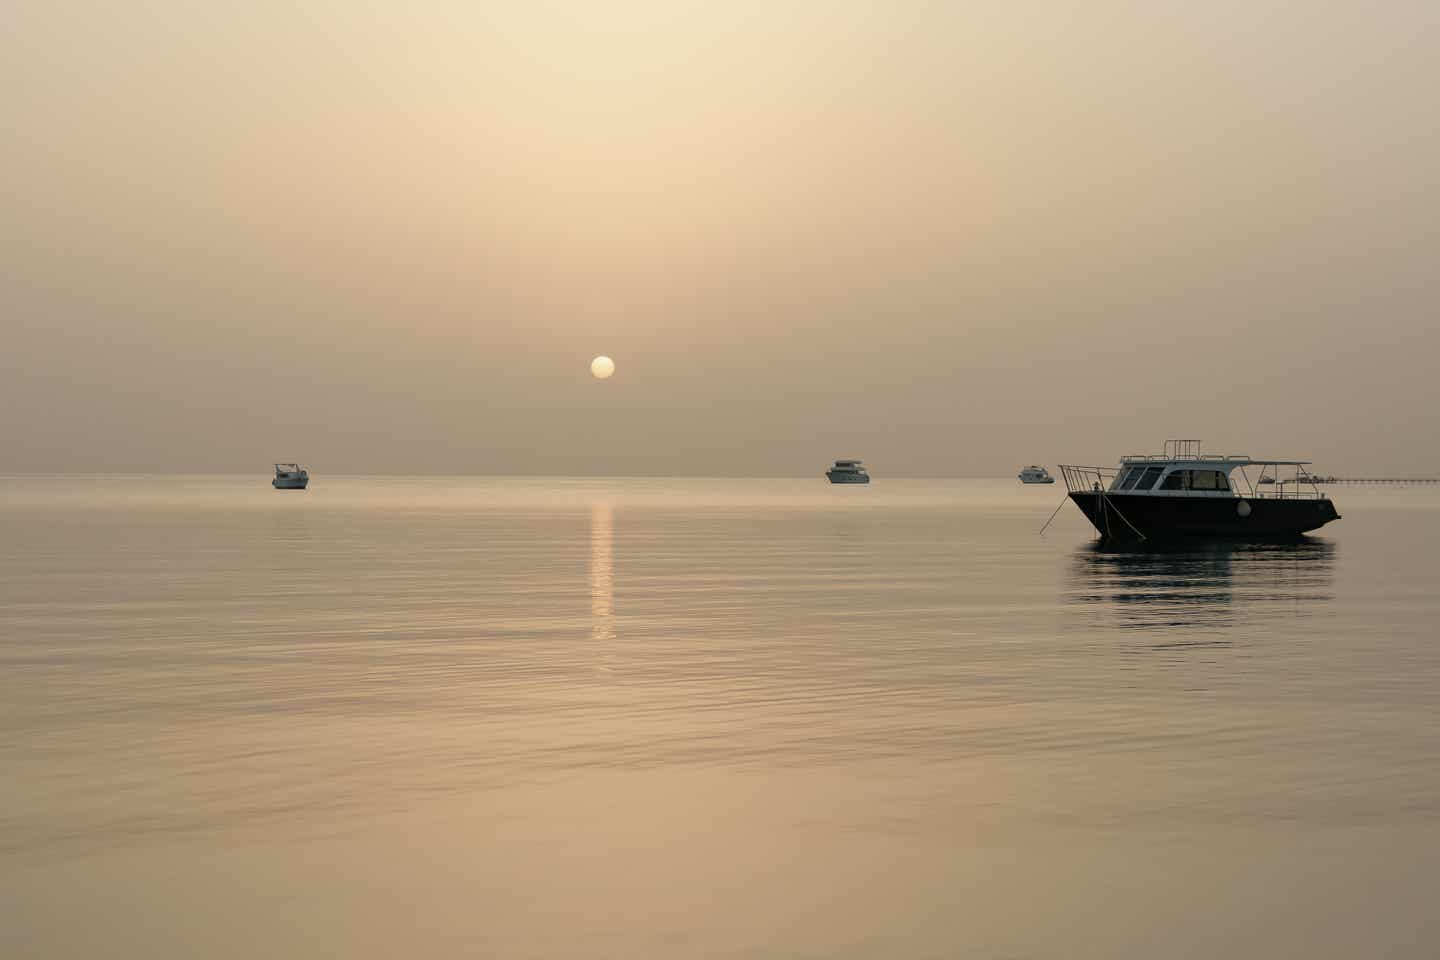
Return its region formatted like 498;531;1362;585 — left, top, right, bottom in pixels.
1069;492;1339;541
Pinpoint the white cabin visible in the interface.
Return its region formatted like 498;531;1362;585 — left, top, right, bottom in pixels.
1073;440;1321;499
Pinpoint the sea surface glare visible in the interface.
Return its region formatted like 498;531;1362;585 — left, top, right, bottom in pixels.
2;477;1438;958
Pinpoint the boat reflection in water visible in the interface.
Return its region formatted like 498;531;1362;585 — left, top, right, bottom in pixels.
1066;538;1336;635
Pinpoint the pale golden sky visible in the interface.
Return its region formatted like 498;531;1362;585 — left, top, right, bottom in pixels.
3;2;1437;474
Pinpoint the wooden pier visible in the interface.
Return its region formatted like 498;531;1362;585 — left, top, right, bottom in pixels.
1303;477;1440;485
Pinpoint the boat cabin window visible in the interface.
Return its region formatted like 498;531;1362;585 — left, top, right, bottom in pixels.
1111;464;1165;491
1195;470;1228;491
1158;469;1230;491
1111;466;1146;492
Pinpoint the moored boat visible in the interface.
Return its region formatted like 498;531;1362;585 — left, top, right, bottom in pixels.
1018;465;1055;484
1059;440;1340;541
273;463;310;490
826;460;870;484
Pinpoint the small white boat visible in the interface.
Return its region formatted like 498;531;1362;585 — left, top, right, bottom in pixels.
1018;465;1055;484
273;463;309;490
826;460;870;484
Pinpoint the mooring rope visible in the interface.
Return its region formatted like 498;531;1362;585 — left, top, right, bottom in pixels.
1038;496;1069;536
1043;468;1147;541
1099;490;1147;541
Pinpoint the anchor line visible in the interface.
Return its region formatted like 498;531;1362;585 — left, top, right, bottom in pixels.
1099;490;1147;541
1038;496;1069;537
1054;467;1146;542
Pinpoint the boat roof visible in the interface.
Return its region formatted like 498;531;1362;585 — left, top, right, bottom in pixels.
1119;455;1310;467
1116;441;1309;469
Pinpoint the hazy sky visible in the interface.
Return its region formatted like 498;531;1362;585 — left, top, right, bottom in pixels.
4;1;1437;475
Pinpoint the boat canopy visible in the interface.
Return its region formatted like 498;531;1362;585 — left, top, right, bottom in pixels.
1119;455;1311;468
1118;439;1308;468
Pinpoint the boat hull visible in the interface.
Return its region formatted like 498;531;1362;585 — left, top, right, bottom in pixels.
826;473;870;484
1068;492;1339;541
1020;477;1055;484
273;476;309;490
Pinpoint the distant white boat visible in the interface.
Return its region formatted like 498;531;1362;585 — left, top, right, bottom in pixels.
826;460;870;484
1018;465;1055;484
273;463;309;490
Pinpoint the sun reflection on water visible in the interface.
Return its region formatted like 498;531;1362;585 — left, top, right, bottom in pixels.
590;501;614;646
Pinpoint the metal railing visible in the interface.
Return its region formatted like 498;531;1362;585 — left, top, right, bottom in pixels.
1120;453;1251;464
1059;464;1118;494
1167;439;1201;460
1233;464;1329;500
1121;440;1252;465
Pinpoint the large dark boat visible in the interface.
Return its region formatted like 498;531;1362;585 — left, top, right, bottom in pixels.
1060;440;1340;541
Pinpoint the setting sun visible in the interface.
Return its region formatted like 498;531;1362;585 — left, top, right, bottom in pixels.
590;355;615;379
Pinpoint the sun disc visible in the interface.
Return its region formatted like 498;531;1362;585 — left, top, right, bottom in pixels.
590;355;615;379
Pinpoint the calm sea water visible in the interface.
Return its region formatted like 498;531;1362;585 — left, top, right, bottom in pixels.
3;477;1438;957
